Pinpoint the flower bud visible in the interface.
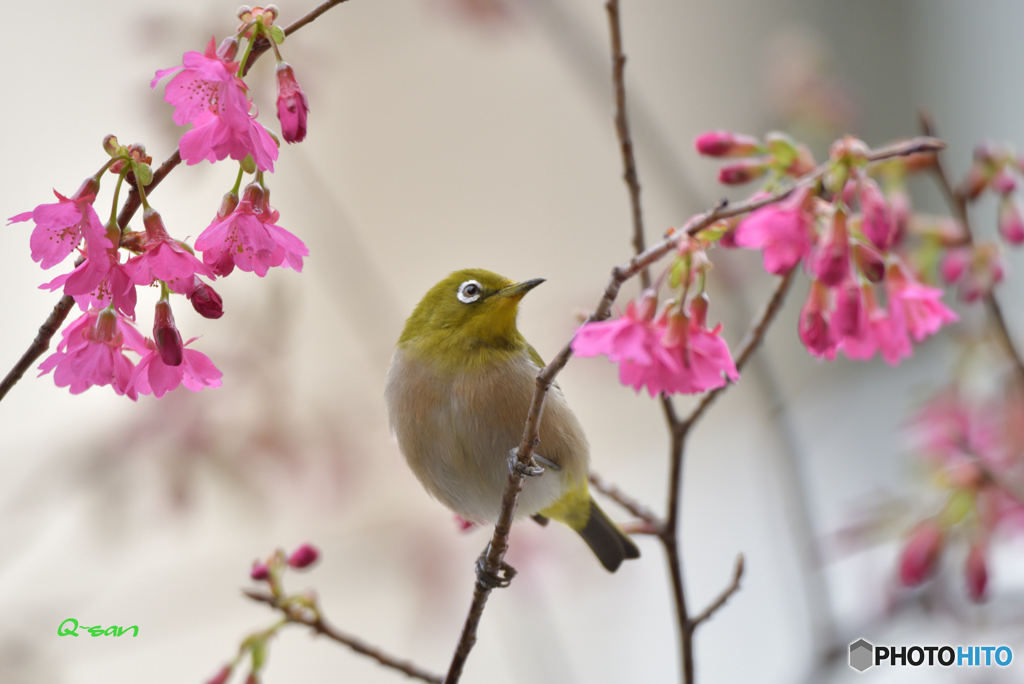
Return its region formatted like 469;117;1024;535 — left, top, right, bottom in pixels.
898;520;944;587
91;309;122;345
142;208;171;241
812;206;850;287
694;130;761;158
858;178;894;251
218;190;239;220
73;176;101;202
217;36;239;61
828;135;870;165
852;241;886;283
718;160;768;185
250;562;270;581
276;63;309;144
153;300;184;367
959;162;991;200
206;665;233;684
237;5;253;20
103;134;120;157
189;278;224;319
287;544;319;569
785;143;817;177
965;542;988;603
798;283;832;357
991;168;1017;195
997;194;1024;244
939;247;970;284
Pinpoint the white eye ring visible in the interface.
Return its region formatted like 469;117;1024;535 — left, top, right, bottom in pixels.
457;280;483;304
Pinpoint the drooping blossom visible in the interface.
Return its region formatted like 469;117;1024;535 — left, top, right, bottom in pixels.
798;281;835;359
8;178;111;269
125;208;215;295
997;194;1024;244
717;160;768;185
885;265;958;343
811;206;850;287
187;277;225;319
40;226;137;318
965;542;988;603
195;184;308;277
127;337;222;398
153;300;184;366
733;186;814;274
179;107;280;172
151;36;249;130
37;308;147;399
276;62;309;144
858;177;894;251
572;291;738;397
898;519;944;587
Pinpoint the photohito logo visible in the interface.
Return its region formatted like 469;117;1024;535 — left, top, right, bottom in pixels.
849;638;1012;672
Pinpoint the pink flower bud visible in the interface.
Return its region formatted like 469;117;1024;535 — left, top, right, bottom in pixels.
718;160;768;185
205;665;233;684
798;283;832;357
276;63;309;144
694;130;760;158
188;278;224;319
997;194;1024;244
852;241;885;283
899;520;944;587
216;36;239;61
250;562;270;581
939;247;970;284
217;190;239;220
965;542;988;602
991;168;1017;195
287;543;319;569
828;136;870;165
858;178;894;251
153;300;184;367
812;207;850;287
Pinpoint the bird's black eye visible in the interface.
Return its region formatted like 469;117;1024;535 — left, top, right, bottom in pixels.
457;280;483;304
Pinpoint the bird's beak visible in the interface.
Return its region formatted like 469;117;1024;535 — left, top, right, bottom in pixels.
499;278;545;299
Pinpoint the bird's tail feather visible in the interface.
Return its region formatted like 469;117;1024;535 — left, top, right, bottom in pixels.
575;498;641;572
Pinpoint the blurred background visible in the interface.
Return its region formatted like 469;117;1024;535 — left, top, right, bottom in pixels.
2;0;1024;682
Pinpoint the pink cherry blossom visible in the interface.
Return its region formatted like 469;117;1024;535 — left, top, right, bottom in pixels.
276;62;309;144
195;185;308;277
41;247;137;318
858;177;894;251
128;337;222;398
179;108;279;172
572;293;738;397
885;266;958;343
733;186;814;274
151;37;249;129
798;281;835;359
37;308;147;399
125;209;215;294
811;207;850;287
8;179;111;269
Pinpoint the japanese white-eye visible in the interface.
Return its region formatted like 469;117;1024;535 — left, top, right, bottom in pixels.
384;268;639;571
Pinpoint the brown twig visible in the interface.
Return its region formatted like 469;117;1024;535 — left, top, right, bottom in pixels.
919;112;1024;387
0;0;348;404
688;554;745;629
243;0;353;75
441;135;944;684
588;471;662;527
244;588;443;684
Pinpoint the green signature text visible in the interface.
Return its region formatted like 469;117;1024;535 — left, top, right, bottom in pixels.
58;618;139;638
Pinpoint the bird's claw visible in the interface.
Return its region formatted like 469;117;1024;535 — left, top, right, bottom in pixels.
508;448;544;478
475;553;517;590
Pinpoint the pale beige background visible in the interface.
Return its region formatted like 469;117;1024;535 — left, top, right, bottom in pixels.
1;1;1023;682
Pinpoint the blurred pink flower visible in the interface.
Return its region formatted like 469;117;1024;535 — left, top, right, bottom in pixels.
898;519;944;587
885;266;957;343
858;177;894;251
37;308;146;399
694;130;761;158
965;542;988;603
733;186;814;274
287;543;320;569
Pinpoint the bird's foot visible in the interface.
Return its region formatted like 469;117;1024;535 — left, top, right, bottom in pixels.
475;551;517;590
508;447;545;478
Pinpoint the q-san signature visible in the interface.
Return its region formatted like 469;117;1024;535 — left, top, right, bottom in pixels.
58;618;138;638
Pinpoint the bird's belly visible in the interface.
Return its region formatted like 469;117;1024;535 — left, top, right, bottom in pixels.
384;349;586;523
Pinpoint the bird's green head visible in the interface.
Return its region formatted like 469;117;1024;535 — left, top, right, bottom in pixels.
397;268;544;366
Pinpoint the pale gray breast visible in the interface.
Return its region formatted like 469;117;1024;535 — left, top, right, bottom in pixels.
384;347;589;522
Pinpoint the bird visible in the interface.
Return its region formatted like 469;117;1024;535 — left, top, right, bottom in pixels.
384;268;640;571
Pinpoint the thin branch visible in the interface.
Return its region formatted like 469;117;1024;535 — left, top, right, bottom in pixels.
919;112;1024;387
606;0;649;290
243;0;354;75
0;0;349;404
677;266;798;437
688;554;745;629
588;471;663;528
440;135;945;684
244;589;443;684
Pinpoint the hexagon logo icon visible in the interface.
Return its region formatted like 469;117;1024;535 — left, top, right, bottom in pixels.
849;639;874;672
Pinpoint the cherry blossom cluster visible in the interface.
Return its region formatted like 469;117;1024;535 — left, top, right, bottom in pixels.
698;131;959;365
573;235;739;397
8;5;310;400
206;543;321;684
897;387;1024;602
